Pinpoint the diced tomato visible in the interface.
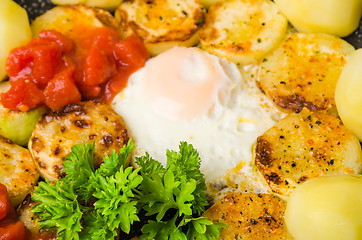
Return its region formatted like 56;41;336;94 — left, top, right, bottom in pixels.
30;39;63;88
44;68;81;110
113;34;150;71
2;27;149;111
38;30;74;53
1;79;44;111
0;222;26;240
84;45;116;88
0;184;15;222
102;34;150;103
0;184;26;240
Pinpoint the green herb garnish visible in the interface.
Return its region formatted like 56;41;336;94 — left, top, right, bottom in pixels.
31;141;225;239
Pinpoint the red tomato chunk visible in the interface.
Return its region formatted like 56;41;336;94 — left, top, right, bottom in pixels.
0;184;27;240
1;28;149;111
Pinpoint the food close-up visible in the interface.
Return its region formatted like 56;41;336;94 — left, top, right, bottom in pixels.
0;0;361;239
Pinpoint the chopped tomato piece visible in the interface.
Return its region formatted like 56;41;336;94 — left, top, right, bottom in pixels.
0;184;15;221
1;79;44;111
0;222;26;240
44;68;81;110
2;28;149;111
84;45;116;89
114;34;150;71
38;30;74;53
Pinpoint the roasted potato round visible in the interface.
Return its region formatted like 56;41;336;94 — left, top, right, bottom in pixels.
203;192;290;239
258;33;355;113
199;0;288;65
31;5;119;38
255;109;362;196
0;136;39;207
29;100;129;181
115;0;205;56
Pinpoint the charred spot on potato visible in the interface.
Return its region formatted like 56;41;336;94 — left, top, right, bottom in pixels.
88;134;97;140
255;136;273;168
101;135;113;146
53;146;61;156
37;161;46;169
74;120;90;128
53;164;65;179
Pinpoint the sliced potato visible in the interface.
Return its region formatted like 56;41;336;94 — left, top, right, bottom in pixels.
285;175;362;240
17;195;40;236
0;0;32;81
199;0;288;65
200;0;227;8
114;0;205;56
335;49;362;141
255;109;362;196
29;100;130;181
203;192;290;239
31;5;119;38
0;136;39;207
258;33;355;113
275;0;362;37
51;0;123;11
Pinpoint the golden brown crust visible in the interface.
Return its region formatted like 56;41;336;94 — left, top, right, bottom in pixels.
29;100;129;181
115;0;205;43
255;109;362;196
203;192;289;240
0;136;39;207
31;5;119;37
199;0;288;65
258;33;355;113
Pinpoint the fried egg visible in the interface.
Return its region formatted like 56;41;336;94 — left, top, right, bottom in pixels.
112;47;282;190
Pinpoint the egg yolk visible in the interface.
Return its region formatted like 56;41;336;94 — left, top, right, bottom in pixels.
143;47;227;120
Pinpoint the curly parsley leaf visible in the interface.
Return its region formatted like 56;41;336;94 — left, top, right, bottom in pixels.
31;180;84;240
32;140;225;240
185;217;227;240
93;167;142;234
62;142;95;201
136;142;223;239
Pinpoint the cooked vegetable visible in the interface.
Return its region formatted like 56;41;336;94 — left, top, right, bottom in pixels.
199;0;288;65
115;0;205;56
285;175;362;240
199;0;226;8
0;82;47;146
258;33;355;113
32;141;224;239
31;5;118;38
29;100;130;181
203;192;290;239
51;0;123;11
0;0;32;81
274;0;362;37
255;109;362;196
0;136;39;207
335;49;362;141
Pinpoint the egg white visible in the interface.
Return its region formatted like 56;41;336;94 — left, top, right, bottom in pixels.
112;47;283;194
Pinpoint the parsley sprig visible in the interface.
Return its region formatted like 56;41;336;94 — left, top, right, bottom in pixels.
31;141;225;239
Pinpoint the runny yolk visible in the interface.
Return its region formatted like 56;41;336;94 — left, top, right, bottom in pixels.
143;47;226;120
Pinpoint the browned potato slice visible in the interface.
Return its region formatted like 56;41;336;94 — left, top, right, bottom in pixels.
31;5;119;38
29;100;129;181
0;136;39;206
255;109;362;196
17;195;40;236
114;0;205;55
199;0;288;65
258;33;355;113
203;192;290;240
